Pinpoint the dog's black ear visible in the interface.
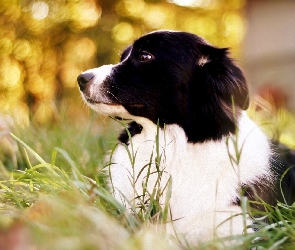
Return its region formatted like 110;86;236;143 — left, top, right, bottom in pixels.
196;44;249;110
120;45;132;62
184;43;249;142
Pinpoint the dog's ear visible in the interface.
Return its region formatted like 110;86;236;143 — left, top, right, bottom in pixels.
120;45;132;62
184;43;249;142
196;44;249;110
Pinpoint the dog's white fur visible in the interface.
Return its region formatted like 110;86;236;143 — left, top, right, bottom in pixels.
109;112;272;242
80;64;273;242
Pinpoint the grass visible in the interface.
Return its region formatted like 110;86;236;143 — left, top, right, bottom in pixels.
1;104;295;249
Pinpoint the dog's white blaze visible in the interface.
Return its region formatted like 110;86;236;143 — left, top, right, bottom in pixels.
84;64;114;86
109;111;273;243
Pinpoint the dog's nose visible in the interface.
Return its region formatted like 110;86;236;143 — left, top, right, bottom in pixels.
77;72;94;91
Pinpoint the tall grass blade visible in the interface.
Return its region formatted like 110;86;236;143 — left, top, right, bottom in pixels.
10;132;46;164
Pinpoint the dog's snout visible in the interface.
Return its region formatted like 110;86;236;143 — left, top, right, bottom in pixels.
77;72;94;91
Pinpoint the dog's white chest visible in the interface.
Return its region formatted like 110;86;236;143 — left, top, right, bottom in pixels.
109;113;272;241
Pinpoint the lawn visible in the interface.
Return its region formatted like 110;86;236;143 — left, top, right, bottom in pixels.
1;103;295;249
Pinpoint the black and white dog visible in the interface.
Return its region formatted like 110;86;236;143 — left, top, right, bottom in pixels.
77;30;295;242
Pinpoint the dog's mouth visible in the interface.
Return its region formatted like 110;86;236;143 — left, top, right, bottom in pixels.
85;97;104;104
126;103;146;109
85;97;145;109
82;95;112;105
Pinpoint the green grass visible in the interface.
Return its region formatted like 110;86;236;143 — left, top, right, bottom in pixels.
1;107;295;249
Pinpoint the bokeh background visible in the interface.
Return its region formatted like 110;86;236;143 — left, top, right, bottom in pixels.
0;0;294;126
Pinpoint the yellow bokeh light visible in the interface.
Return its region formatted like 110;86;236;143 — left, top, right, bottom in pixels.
8;65;22;89
169;0;211;8
0;57;23;89
74;37;97;62
113;22;135;44
231;0;246;9
2;4;21;22
223;12;245;46
61;37;97;88
34;102;55;124
27;75;45;95
184;16;216;38
61;64;82;88
31;1;49;20
70;0;102;31
124;0;145;16
143;5;168;29
13;39;32;61
0;38;13;55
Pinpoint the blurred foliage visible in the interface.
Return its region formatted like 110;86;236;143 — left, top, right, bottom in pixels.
248;96;295;148
0;0;246;125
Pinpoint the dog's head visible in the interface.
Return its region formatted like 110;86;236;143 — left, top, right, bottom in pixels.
77;30;249;143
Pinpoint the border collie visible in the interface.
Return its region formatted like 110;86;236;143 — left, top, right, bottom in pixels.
77;30;294;243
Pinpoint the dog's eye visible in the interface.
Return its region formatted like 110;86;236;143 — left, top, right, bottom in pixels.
138;51;153;62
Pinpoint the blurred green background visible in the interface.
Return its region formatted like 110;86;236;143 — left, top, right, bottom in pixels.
0;0;246;125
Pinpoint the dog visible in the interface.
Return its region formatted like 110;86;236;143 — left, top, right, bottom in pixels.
77;30;295;243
